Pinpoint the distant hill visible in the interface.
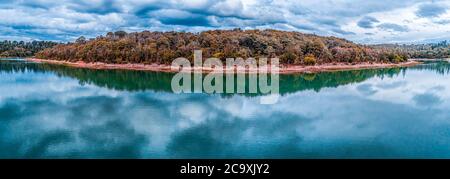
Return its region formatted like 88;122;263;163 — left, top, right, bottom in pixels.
372;40;450;59
36;29;408;65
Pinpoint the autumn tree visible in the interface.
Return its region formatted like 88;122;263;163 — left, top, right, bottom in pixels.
35;29;409;65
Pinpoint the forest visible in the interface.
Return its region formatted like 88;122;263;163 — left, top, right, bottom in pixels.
0;41;58;57
35;29;409;66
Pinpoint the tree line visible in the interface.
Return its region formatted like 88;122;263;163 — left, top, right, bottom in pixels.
372;40;450;59
0;40;59;57
35;29;409;66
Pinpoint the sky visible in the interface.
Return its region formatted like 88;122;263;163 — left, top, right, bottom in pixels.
0;0;450;44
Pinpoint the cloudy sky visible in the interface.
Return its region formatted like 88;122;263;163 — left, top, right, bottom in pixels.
0;0;450;44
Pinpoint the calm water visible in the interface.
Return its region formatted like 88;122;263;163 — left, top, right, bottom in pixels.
1;58;450;159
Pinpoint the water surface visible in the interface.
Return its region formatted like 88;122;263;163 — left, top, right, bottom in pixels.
1;58;450;158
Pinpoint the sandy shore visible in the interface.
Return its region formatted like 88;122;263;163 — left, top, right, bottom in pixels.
26;58;421;74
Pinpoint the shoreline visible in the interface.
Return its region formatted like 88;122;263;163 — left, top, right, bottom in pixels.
410;58;450;62
26;58;421;74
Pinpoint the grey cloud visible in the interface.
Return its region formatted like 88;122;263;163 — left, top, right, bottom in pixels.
331;28;356;35
357;84;377;95
292;24;318;31
68;0;123;15
416;3;448;18
314;18;341;28
149;9;213;27
376;81;407;89
285;0;421;17
24;130;74;158
377;23;410;32
413;92;443;106
358;16;380;28
433;19;450;25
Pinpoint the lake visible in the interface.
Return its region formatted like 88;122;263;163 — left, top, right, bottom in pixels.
1;58;450;159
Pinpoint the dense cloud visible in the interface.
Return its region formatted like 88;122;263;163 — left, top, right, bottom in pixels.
357;16;380;29
0;0;449;43
377;23;410;32
416;2;448;18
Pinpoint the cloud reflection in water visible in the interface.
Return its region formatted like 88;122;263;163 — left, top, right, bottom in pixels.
1;60;450;158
